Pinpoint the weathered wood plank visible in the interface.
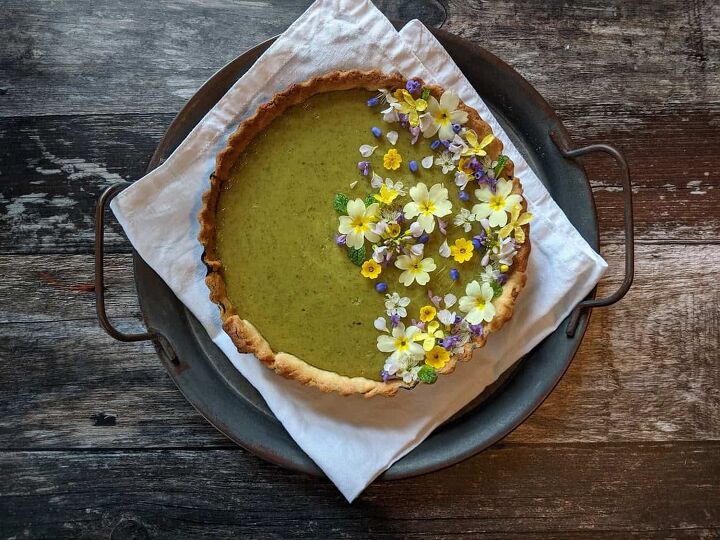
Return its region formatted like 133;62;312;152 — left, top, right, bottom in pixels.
1;244;717;448
1;443;718;538
1;0;717;117
1;109;717;254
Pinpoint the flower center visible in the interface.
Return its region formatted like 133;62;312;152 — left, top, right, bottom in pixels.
475;299;486;310
420;201;436;215
351;215;369;232
396;337;409;351
488;195;506;212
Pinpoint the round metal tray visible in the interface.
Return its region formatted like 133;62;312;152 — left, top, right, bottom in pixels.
95;26;634;480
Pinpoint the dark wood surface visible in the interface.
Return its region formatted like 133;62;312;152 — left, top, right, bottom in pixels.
1;0;718;537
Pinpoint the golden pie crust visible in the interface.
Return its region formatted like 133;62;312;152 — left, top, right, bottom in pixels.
198;70;530;398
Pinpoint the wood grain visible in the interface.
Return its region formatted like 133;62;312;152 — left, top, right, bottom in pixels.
1;244;717;448
1;109;718;255
1;444;718;538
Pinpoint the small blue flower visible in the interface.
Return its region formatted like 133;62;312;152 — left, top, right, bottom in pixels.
419;233;430;244
375;282;388;293
380;369;391;382
449;268;460;281
371;126;382;138
406;79;421;95
335;233;347;246
472;231;486;250
367;97;379;107
357;161;371;176
430;139;442;151
409;160;418;173
452;123;462;134
459;190;470;201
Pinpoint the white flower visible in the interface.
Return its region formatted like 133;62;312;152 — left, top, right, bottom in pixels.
491;237;517;266
453;207;476;232
377;323;424;361
386;130;399;145
438;240;450;258
372;245;389;264
403;182;453;233
455;170;472;191
383;354;421;384
359;144;377;157
448;134;469;160
402;365;422;385
384;178;406;196
472;178;522;228
459;280;496;324
480;265;500;283
437;309;457;326
338;199;380;249
434;151;456;174
395;254;437;286
385;292;411;318
371;171;383;189
419;90;469;140
421;155;434;169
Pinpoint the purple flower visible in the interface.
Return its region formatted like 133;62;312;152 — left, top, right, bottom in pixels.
441;334;459;351
371;126;382;138
449;268;460;281
380;369;391;382
409;160;418;173
454;315;463;324
452;123;462;134
459;190;470;201
497;273;508;285
375;282;388;293
472;231;486;249
406;79;421;95
367;97;379;107
419;233;430;244
440;139;451;149
410;126;421;145
469;324;484;337
430;139;442;151
438;218;448;236
427;290;442;308
335;234;347;246
398;113;409;127
390;313;401;327
468;156;482;172
357;161;370;176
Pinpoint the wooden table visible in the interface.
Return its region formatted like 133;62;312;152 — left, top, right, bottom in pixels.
1;0;718;537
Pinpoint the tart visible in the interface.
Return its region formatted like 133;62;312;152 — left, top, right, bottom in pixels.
198;70;531;397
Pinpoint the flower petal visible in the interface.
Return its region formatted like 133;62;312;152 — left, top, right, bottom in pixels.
439;91;459;111
360;144;377;157
386;130;399;145
421;155;434;169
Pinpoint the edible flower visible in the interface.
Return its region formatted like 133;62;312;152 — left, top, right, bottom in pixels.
361;260;382;279
385;292;411;318
403;182;452;233
374;183;400;205
395;254;437;286
425;345;450;369
419;90;469;140
459;280;496;324
472;178;522;227
462;130;495;157
377;323;424;360
391;88;428;127
498;204;533;244
452;208;476;232
419;305;437;322
383;148;402;170
359;144;377;157
434;151;456;174
416;321;444;351
449;238;474;263
337;199;380;249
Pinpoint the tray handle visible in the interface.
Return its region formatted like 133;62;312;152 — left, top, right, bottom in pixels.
550;131;635;337
94;183;155;342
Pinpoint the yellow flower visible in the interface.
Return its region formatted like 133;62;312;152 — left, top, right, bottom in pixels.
392;89;428;127
425;345;450;369
499;204;533;244
386;222;401;238
415;321;444;351
383;148;402;170
462;130;495;157
361;260;382;279
419;305;437;322
374;183;400;205
450;238;474;263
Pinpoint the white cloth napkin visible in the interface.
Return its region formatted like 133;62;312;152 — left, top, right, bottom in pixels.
111;0;607;502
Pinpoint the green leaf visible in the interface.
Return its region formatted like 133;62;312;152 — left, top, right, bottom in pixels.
490;280;503;299
364;194;376;207
333;193;349;214
421;87;430;101
494;155;509;178
417;365;438;384
347;245;366;266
